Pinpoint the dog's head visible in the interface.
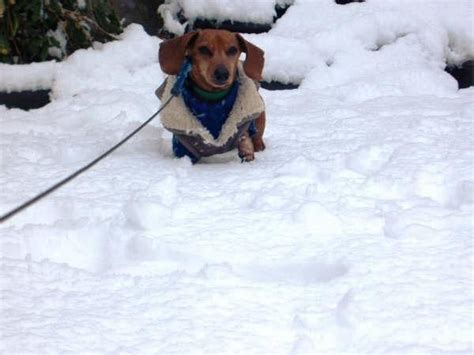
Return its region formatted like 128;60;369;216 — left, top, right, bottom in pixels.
159;29;264;92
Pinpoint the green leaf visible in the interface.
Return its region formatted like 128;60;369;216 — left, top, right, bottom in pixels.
11;12;18;35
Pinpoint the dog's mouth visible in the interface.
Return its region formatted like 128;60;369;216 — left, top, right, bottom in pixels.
200;77;233;92
210;80;232;90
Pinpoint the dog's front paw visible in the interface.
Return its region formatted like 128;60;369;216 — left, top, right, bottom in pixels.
239;151;255;162
238;133;255;162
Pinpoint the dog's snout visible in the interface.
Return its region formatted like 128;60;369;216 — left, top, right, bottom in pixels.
213;65;230;84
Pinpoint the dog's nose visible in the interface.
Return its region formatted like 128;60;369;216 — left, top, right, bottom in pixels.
213;66;230;84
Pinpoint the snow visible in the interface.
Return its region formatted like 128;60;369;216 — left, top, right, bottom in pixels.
254;0;474;85
0;61;56;93
1;1;474;354
159;0;295;35
47;26;68;60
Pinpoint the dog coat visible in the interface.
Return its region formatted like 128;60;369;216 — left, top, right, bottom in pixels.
181;79;240;140
157;63;265;161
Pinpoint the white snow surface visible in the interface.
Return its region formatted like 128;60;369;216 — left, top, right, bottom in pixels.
1;2;474;354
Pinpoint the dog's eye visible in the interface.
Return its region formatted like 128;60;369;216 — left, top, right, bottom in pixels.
198;46;212;56
226;46;238;56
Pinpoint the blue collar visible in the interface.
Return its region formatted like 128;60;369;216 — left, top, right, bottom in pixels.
181;80;239;139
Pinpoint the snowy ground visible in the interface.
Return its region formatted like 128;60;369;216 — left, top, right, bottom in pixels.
1;0;473;353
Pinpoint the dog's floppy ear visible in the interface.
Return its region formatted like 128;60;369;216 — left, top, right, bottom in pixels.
236;34;265;81
159;31;199;75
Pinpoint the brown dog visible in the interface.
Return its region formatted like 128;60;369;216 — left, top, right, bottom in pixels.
158;29;266;162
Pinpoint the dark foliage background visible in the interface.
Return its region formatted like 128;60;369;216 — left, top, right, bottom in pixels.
0;0;122;64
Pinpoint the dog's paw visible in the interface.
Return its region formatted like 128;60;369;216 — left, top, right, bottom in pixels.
252;137;266;152
238;134;255;162
239;151;255;162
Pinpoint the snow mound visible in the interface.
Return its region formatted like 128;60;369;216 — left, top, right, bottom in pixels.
0;61;56;93
0;25;159;94
159;0;295;35
253;0;474;86
159;0;473;88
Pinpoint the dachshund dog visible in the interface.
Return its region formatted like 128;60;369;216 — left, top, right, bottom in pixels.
157;29;266;163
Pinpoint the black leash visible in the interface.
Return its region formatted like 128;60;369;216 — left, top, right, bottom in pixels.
0;59;192;224
0;96;173;224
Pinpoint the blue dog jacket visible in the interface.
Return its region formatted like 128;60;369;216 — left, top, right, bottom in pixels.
172;79;257;161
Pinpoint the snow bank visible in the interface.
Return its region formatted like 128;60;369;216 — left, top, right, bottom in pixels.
159;0;295;35
52;24;161;99
250;0;474;86
0;61;56;93
0;25;160;95
160;0;473;90
182;0;278;24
